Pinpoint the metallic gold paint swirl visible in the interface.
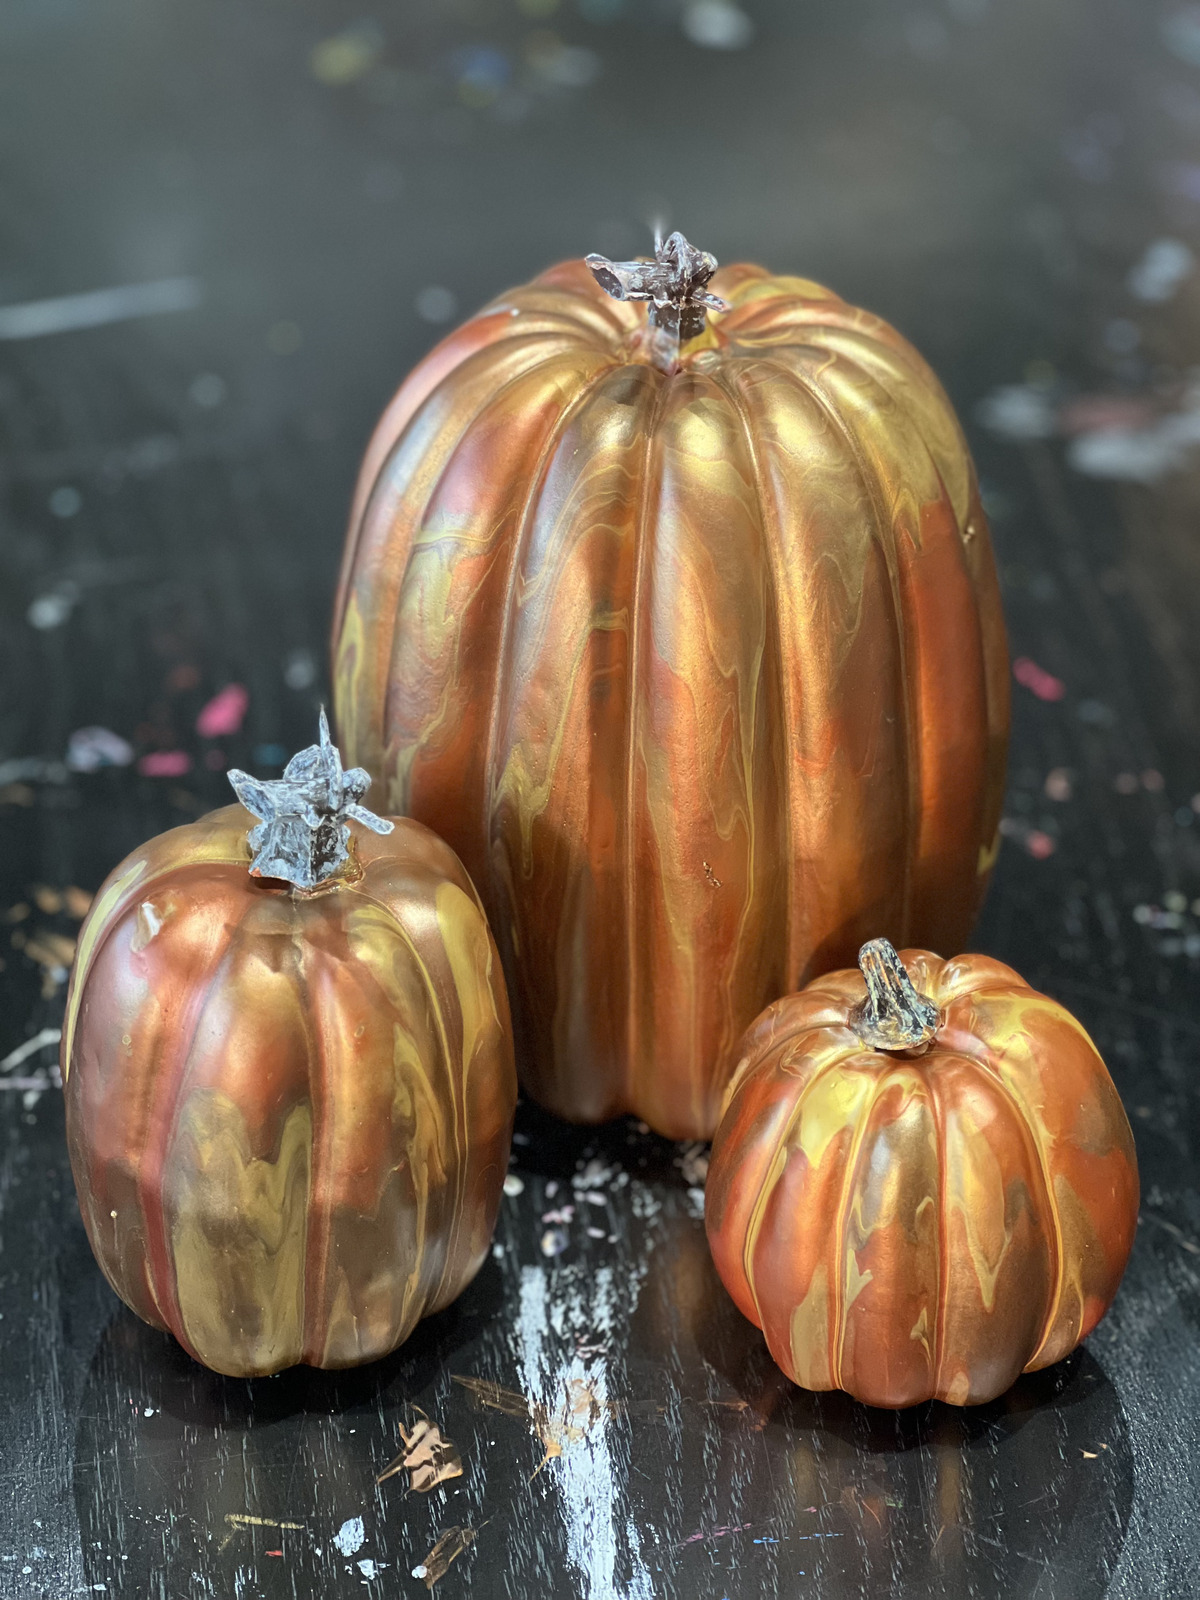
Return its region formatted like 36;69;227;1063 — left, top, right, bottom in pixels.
705;950;1140;1408
332;260;1010;1140
62;805;516;1377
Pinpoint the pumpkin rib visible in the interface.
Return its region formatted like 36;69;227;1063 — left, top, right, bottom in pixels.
477;357;626;1064
763;341;990;946
374;341;606;793
738;1044;837;1340
477;351;624;829
341;877;463;1317
755;351;919;953
900;446;992;939
709;367;797;992
640;368;787;1131
63;836;253;1082
818;339;1004;905
298;913;336;1367
622;364;672;1116
750;325;972;528
139;892;253;1358
829;1063;884;1394
799;350;923;943
335;329;582;650
426;928;475;1324
385;348;616;845
941;1022;1065;1373
341;338;591;785
787;341;993;947
926;1059;951;1396
334;890;447;1339
957;487;1010;876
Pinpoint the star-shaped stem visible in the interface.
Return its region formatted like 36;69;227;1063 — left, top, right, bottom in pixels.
227;709;393;890
585;230;728;363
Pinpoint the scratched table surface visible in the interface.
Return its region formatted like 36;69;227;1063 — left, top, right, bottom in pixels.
2;0;1200;1595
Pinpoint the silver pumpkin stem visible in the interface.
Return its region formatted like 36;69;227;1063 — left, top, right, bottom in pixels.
227;709;393;890
849;938;940;1054
586;229;727;371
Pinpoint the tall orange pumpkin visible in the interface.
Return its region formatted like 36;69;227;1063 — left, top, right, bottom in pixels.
63;719;516;1377
705;940;1139;1408
333;233;1009;1140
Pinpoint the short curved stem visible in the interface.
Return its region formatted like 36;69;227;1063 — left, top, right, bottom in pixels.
849;938;939;1054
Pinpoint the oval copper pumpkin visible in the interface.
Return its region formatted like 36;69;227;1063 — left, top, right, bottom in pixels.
63;798;516;1378
333;241;1009;1140
705;941;1139;1408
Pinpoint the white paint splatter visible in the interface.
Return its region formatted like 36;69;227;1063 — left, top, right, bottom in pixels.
975;383;1057;440
682;0;755;49
513;1193;656;1600
0;277;202;340
0;1029;61;1073
66;726;134;772
1067;397;1200;483
333;1517;365;1556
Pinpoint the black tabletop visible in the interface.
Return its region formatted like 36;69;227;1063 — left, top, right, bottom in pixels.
2;1;1198;1596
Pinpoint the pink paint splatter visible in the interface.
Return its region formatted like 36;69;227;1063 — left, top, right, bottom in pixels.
196;682;249;738
1013;657;1065;702
678;1522;753;1548
138;750;192;778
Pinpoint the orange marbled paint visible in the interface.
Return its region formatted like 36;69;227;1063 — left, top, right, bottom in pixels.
332;259;1009;1139
62;805;515;1378
705;950;1139;1408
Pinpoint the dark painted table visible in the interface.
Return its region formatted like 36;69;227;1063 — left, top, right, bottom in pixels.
2;0;1199;1595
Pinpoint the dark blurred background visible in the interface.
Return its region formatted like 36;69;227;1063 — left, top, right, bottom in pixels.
3;1;1200;1596
6;0;1200;1096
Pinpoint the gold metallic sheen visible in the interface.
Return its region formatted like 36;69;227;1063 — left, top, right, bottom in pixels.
62;804;516;1377
332;260;1010;1140
705;950;1140;1408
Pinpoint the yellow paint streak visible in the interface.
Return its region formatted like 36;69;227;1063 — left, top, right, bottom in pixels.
843;1253;874;1309
493;612;626;874
977;828;1001;876
436;881;496;1078
333;589;377;788
795;1066;878;1172
169;1093;312;1376
789;1263;832;1390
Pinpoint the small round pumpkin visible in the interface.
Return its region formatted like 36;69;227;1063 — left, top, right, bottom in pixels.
333;232;1009;1140
705;940;1138;1408
63;717;516;1377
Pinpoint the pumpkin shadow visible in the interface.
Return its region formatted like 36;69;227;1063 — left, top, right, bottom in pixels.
95;1247;507;1430
72;1253;509;1598
688;1269;1134;1600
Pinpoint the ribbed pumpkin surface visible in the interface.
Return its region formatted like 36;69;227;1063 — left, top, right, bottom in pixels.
706;951;1139;1407
333;260;1009;1139
63;805;515;1377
